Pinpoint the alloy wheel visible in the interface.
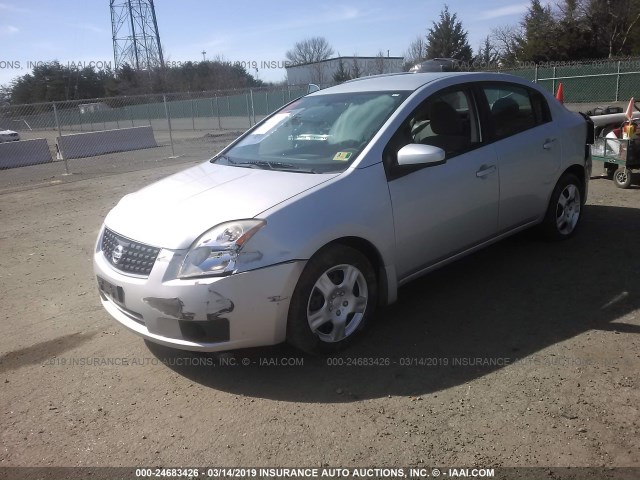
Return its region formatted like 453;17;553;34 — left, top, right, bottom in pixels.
306;264;368;343
555;184;581;235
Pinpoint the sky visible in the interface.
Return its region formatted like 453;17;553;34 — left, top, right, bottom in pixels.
0;0;532;87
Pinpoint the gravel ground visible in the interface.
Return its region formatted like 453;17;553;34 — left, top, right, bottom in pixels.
0;154;638;472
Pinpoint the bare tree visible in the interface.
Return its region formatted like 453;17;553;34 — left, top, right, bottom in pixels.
285;37;335;65
474;36;500;68
491;25;524;66
582;0;640;57
309;62;327;84
372;50;387;75
404;35;428;70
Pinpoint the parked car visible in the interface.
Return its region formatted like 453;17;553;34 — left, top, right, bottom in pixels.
0;129;20;142
94;72;592;354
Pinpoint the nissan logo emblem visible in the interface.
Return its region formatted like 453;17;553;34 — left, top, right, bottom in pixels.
112;244;124;264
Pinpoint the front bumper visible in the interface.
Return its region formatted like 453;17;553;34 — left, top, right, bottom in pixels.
93;230;305;352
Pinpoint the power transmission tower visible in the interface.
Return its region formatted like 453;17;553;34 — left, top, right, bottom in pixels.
110;0;165;71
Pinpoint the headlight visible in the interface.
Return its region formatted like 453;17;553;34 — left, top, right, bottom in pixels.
178;219;266;278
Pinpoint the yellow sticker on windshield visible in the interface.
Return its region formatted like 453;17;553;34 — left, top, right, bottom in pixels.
333;151;352;161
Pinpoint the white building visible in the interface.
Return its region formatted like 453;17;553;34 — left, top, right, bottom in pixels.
286;56;404;86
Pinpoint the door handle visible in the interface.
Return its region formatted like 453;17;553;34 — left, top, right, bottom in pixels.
476;165;496;178
543;138;557;150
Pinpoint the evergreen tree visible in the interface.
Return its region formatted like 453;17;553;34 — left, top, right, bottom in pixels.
426;5;473;62
333;57;351;84
555;0;592;60
351;57;362;79
520;0;558;62
6;60;263;103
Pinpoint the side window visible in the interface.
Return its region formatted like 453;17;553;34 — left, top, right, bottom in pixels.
384;88;479;169
483;84;550;139
530;90;552;124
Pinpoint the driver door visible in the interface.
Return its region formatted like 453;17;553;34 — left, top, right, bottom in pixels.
385;86;500;280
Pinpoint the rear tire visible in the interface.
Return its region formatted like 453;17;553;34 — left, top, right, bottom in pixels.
613;168;632;189
287;245;377;355
540;173;583;240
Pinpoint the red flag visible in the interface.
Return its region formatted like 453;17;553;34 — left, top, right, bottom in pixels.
555;83;564;104
625;97;635;120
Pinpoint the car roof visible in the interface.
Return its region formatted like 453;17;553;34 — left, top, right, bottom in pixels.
309;71;526;94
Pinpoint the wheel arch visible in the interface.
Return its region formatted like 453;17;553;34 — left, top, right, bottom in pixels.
312;236;394;307
561;164;587;202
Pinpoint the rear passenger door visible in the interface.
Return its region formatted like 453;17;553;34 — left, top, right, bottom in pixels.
480;83;561;231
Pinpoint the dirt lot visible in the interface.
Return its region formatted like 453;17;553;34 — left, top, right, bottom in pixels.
0;156;638;472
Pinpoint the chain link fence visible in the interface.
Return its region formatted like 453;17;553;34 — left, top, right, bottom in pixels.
486;58;640;105
3;59;640;191
0;84;307;191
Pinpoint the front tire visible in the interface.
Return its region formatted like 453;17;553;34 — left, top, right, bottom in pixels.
287;245;377;354
540;173;583;240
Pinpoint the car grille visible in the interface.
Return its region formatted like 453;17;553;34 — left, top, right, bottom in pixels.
101;228;160;277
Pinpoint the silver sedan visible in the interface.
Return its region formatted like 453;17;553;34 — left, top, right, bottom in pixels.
94;72;592;354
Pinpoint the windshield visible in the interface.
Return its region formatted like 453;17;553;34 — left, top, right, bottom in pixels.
212;91;410;173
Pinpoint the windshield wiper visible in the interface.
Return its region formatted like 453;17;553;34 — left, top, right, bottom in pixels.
263;161;319;174
233;160;280;170
210;155;269;169
223;158;318;173
210;154;231;164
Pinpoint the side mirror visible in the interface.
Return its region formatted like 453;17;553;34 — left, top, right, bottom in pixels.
307;84;320;94
397;144;446;166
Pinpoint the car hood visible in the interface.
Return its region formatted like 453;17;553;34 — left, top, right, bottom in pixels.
105;162;339;249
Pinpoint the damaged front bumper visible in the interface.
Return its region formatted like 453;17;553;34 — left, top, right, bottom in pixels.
93;235;305;352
